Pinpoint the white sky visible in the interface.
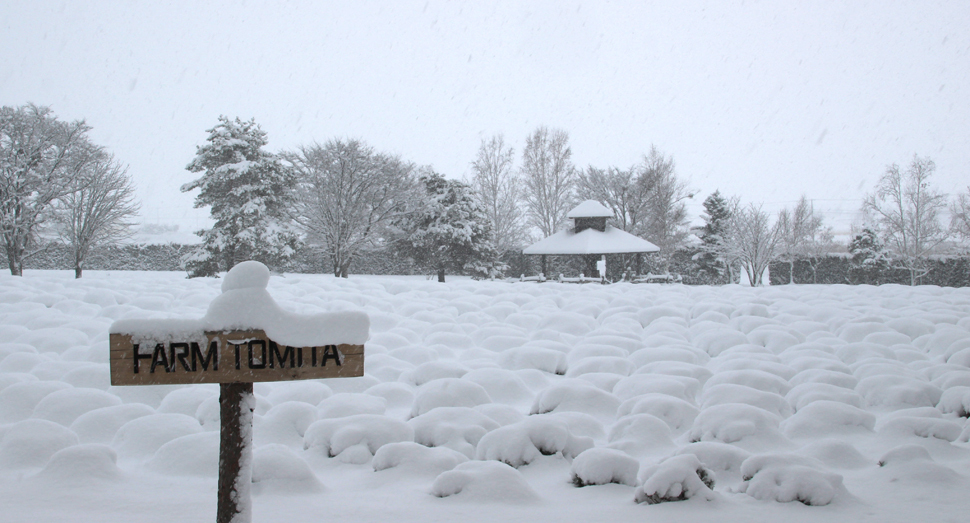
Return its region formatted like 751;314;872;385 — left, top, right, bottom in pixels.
2;0;969;239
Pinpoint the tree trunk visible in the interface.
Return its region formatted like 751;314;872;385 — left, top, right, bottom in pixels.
6;242;23;276
218;382;254;523
8;256;21;276
75;266;83;279
789;260;795;284
437;268;446;283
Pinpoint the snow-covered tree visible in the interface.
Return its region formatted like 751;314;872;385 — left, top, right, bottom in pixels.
775;196;825;284
575;165;650;234
722;203;778;286
286;139;416;278
862;154;948;285
395;170;501;282
849;226;888;285
180;116;300;277
52;151;139;278
949;187;970;247
1;104;97;275
695;190;735;283
521;127;575;237
469;134;527;253
638;146;692;272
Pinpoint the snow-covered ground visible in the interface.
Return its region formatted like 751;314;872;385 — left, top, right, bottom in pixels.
2;270;970;523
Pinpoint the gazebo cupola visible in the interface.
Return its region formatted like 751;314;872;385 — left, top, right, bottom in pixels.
568;200;613;232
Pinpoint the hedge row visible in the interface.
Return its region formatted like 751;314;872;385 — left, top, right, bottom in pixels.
8;243;969;287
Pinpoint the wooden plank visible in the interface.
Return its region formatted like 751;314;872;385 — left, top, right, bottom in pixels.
110;329;364;386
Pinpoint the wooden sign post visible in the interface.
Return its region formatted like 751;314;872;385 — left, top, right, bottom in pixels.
108;261;366;523
109;329;365;523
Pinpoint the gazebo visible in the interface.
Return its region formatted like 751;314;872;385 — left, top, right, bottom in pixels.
522;200;660;280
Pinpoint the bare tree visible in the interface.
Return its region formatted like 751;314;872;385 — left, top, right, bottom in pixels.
287;139;416;278
638;146;692;271
521;126;576;237
1;104;97;275
722;203;779;286
802;220;837;284
575;165;651;234
863;154;948;285
950;187;970;246
52;151;140;278
774;196;825;284
469;134;526;253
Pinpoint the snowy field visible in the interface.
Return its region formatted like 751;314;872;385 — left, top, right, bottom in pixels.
2;270;970;523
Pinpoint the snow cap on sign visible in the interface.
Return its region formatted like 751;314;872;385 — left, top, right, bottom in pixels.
111;261;369;346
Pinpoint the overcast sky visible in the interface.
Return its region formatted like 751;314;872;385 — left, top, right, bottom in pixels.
2;0;968;239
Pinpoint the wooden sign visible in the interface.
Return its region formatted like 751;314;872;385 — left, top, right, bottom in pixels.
109;329;364;386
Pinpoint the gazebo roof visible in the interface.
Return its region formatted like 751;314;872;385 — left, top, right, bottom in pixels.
522;225;660;255
567;200;613;218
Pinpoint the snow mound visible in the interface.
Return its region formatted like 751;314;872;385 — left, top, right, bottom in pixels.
0;419;79;468
266;381;333;406
617;393;699;432
700;384;791;418
613;374;700;402
937;385;970;416
430;459;541;506
856;375;942;408
739;453;847;506
675;442;752;481
0;380;72;422
372;441;468;474
634;454;716;504
607;413;675;456
256;401;319;447
530;379;620;423
498;347;568;374
786;382;864;411
303;414;413;463
801;439;870;469
401;361;469;386
147;431;219;476
693;330;749;357
31;387;122;426
36;443;120;482
461;368;534;405
318;393;386;419
688;403;783;444
157;386;218;417
704;369;791;396
70;403;155;444
781;400;875;438
878;416;963;441
111;413;202;460
411;378;492;418
475;416;593;467
877;444;964;484
571;447;640;487
251;444;323;495
408;407;500;458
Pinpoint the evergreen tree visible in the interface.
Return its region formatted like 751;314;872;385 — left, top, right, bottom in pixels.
180;116;300;277
696;190;733;283
849;226;888;285
396;171;502;282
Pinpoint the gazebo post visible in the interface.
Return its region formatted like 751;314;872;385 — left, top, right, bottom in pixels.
541;255;547;278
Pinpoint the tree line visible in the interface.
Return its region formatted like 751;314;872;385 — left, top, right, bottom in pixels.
4;104;969;286
0;104;138;278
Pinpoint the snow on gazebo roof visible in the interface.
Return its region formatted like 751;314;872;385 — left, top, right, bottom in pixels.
523;225;660;255
567;200;614;218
